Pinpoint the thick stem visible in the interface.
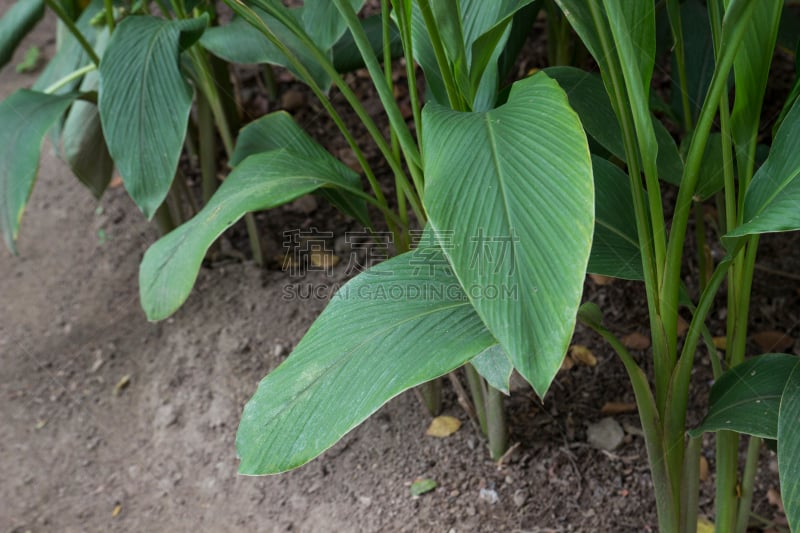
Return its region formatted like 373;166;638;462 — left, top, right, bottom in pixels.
244;213;264;267
464;364;488;435
734;436;761;533
485;385;508;460
103;0;115;32
153;200;176;236
419;379;442;416
715;430;740;531
196;90;218;204
44;0;100;65
681;435;702;533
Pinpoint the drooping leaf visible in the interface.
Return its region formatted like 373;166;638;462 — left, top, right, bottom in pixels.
140;148;362;321
332;14;403;73
589;156;643;280
689;354;800;439
230;112;368;227
236;248;497;474
545;67;683;185
0;0;44;70
471;345;513;395
61;29;113;198
302;0;365;51
200;5;330;88
423;72;594;397
98;14;208;218
0;90;77;254
723;98;800;245
778;362;800;532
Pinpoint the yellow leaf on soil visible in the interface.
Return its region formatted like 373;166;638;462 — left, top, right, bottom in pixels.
112;503;122;517
309;251;340;269
677;316;689;337
697;517;714;533
621;332;650;350
425;416;461;438
699;456;709;481
589;274;615;286
570;345;597;366
712;336;727;350
600;402;637;415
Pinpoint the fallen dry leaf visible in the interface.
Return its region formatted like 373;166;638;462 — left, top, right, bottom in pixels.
677;316;689;337
767;487;784;512
601;402;637;415
699;456;709;481
309;251;341;269
112;503;122;517
560;355;575;372
712;336;727;350
113;375;130;396
752;331;795;352
622;332;651;350
589;274;615;286
570;345;597;367
109;175;124;188
697;517;714;533
426;415;461;438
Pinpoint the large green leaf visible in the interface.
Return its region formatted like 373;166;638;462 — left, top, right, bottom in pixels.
200;5;329;88
545;67;683;185
422;72;593;397
410;0;534;111
669;0;715;126
236;248;497;474
98;15;207;219
589;156;643;280
0;0;44;69
779;362;800;532
230;112;368;227
302;0;365;51
140;148;363;321
689;354;800;439
471;345;513;395
0;90;77;254
61;29;113;199
724;98;800;245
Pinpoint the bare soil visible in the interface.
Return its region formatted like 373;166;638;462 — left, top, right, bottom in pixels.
1;6;796;533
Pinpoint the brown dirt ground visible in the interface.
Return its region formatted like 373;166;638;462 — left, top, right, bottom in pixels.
1;5;797;533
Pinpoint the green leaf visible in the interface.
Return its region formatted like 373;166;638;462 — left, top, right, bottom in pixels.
778;362;800;532
723;98;800;245
140;148;362;321
302;0;365;51
200;5;330;88
0;90;77;254
669;0;715;126
471;345;513;395
545;67;683;185
15;46;40;73
589;156;643;280
689;354;800;439
410;478;437;496
236;249;497;474
61;29;113;199
230;112;369;227
332;14;403;73
693;133;725;201
0;0;44;70
98;14;207;219
423;72;593;397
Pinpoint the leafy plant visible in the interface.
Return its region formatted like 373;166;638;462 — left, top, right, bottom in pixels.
138;0;597;463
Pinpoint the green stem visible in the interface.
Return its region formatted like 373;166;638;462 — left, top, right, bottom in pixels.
694;203;709;292
196;89;218;204
419;380;442;416
391;0;424;142
734;437;762;533
44;0;100;66
681;435;702;533
103;0;115;32
153;199;176;236
43;64;96;94
715;430;740;531
244;213;264;267
667;0;693;130
416;0;464;110
485;385;508;460
465;364;488;434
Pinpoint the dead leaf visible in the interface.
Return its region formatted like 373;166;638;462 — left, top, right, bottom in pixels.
112;503;122;517
712;336;727;350
309;251;340;269
34;419;47;430
426;415;461;437
589;274;615;286
697;517;714;533
109;175;124;188
699;456;709;481
752;331;795;352
570;345;597;367
410;478;437;496
622;332;650;350
601;402;637;415
560;355;575;372
677;316;689;337
767;487;784;512
113;375;130;396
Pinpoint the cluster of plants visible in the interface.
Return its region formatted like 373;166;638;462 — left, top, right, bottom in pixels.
2;0;799;531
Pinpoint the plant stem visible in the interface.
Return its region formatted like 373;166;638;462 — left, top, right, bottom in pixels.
103;0;115;32
419;379;442;416
734;436;762;533
196;89;218;204
465;364;488;434
715;430;740;531
153;200;176;236
416;0;464;110
245;214;264;267
681;435;702;533
43;64;96;94
44;0;100;66
485;385;508;460
666;0;693;130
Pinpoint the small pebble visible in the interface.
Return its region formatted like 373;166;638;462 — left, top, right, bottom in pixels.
587;417;625;451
